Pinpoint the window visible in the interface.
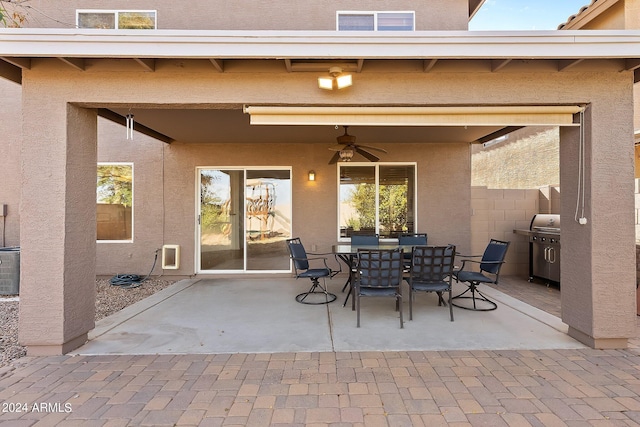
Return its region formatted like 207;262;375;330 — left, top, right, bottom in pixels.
337;11;414;31
338;163;416;240
97;163;133;241
77;10;156;29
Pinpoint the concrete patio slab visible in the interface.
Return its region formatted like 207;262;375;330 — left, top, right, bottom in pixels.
74;276;585;356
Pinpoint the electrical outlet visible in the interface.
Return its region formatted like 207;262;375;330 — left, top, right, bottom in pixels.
0;204;6;217
578;217;588;225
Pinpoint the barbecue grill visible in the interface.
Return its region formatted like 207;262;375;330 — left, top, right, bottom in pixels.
514;214;560;284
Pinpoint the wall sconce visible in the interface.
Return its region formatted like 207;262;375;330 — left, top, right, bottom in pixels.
308;170;316;181
318;67;352;90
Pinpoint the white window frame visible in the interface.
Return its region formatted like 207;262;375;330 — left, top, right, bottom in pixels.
76;10;157;29
337;162;417;242
195;166;293;274
336;11;415;31
97;162;134;243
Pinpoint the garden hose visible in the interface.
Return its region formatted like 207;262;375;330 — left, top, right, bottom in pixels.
109;249;160;289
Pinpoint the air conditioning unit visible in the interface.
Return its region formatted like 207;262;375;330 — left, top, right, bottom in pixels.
0;247;20;295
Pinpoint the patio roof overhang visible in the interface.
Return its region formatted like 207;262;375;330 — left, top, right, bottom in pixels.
1;29;640;84
1;29;637;145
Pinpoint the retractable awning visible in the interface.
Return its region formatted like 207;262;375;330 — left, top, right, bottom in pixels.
243;105;583;126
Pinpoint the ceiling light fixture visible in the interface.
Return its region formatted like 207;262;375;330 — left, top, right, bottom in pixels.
339;148;354;161
318;66;353;90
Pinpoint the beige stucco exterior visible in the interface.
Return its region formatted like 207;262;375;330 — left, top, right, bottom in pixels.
1;0;639;354
15;0;474;31
561;0;640;30
14;59;637;353
0;79;21;247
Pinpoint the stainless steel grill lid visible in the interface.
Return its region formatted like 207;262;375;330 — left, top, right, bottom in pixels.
530;214;560;232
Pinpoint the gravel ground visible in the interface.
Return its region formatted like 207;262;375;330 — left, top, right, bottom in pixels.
0;277;175;368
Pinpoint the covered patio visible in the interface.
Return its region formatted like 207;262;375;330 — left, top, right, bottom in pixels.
75;275;584;355
1;28;638;354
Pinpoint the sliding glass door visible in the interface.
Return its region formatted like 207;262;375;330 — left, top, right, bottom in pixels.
198;168;291;272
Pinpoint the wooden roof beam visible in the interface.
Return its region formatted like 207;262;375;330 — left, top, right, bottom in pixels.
133;58;155;72
58;57;85;71
1;57;31;69
209;58;224;72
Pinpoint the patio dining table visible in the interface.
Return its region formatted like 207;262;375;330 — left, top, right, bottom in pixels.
332;243;418;309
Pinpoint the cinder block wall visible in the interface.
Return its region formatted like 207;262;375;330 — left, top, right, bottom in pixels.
471;186;539;276
539;185;561;214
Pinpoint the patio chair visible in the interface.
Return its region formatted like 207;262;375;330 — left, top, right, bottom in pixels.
342;234;380;294
398;233;428;270
406;245;456;321
354;248;404;328
350;234;380;246
452;239;510;311
398;233;428;245
286;238;337;304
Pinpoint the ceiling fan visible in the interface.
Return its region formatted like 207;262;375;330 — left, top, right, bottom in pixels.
328;126;387;164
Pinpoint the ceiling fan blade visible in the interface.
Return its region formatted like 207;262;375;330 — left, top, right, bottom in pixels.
328;144;348;151
355;147;380;162
357;144;388;153
328;151;341;164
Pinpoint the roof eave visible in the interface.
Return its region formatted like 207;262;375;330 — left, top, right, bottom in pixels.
0;29;639;60
558;0;620;30
469;0;487;20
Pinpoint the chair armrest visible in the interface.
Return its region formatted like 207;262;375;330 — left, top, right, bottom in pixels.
457;258;505;272
294;255;341;276
456;254;483;259
304;256;328;261
460;259;505;265
294;250;344;276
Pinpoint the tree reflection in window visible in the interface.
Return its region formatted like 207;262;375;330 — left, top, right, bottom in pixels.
339;164;415;239
97;163;133;241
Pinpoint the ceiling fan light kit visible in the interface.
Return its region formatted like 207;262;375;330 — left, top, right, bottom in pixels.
339;148;354;161
328;126;387;164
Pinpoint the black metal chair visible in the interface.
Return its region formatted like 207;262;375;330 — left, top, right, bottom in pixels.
286;238;337;304
354;248;404;328
398;233;428;270
342;234;380;295
406;245;456;321
452;239;510;311
398;233;428;246
350;234;380;246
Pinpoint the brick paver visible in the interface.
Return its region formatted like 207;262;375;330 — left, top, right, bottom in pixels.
2;279;640;425
1;346;640;426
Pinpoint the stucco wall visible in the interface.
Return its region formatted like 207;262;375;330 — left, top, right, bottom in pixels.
0;79;21;247
16;61;637;282
95;120;470;276
635;179;640;242
17;0;471;31
636;84;640;136
13;53;637;351
580;1;626;29
96;119;166;275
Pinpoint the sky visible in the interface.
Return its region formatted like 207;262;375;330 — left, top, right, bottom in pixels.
469;0;593;30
